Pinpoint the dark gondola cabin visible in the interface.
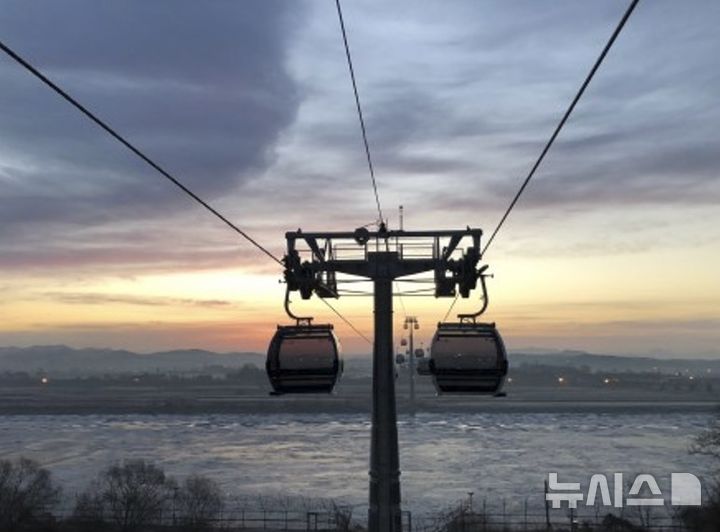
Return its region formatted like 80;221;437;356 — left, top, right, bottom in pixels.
416;357;431;376
429;322;508;394
266;324;342;394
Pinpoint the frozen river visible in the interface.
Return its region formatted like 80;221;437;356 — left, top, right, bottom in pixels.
0;411;713;518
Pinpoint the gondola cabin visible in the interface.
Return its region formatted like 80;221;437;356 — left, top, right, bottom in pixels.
266;324;342;394
416;357;431;376
429;322;508;394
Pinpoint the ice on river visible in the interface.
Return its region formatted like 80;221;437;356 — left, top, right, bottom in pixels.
0;412;712;518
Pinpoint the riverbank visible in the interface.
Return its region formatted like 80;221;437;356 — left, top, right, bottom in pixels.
1;379;716;415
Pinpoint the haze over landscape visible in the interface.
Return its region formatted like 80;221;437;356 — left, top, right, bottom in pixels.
1;0;719;357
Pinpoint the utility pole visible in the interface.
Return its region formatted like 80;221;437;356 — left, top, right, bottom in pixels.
282;227;484;532
403;316;418;416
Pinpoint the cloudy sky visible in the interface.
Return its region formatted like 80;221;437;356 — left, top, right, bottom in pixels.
1;1;718;356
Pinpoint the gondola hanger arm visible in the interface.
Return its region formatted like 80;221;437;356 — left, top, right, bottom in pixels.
283;286;313;326
457;266;492;323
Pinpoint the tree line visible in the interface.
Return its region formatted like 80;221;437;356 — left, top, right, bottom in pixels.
0;458;223;532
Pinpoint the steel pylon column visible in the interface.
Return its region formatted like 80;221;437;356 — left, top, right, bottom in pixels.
368;275;401;532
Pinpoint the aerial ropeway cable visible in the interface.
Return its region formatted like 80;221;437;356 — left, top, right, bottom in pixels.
0;38;370;347
335;0;385;226
438;0;641;325
483;0;641;256
0;39;282;267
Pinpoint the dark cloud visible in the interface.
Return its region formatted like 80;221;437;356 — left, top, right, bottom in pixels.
294;0;720;222
42;292;234;309
0;229;283;275
1;0;719;273
1;1;300;92
0;0;302;244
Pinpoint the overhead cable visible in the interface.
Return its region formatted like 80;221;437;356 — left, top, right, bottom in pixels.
0;39;283;266
334;0;384;225
482;0;641;256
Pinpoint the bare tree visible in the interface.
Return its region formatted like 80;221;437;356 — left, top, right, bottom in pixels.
690;410;720;460
77;459;175;532
72;489;107;531
330;501;354;532
176;474;224;531
0;457;60;531
680;410;720;531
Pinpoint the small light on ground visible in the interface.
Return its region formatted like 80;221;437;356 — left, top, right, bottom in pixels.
40;377;48;384
558;377;565;384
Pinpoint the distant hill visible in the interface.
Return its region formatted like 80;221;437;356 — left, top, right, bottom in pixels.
510;350;720;374
0;345;264;376
339;349;720;378
1;345;718;378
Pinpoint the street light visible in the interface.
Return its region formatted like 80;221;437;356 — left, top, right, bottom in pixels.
403;316;419;417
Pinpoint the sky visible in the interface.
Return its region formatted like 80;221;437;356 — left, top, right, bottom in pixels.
0;1;718;357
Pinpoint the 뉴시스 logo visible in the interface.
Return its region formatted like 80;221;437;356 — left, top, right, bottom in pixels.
546;472;702;509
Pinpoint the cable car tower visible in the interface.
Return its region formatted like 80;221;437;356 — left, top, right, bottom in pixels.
269;225;503;532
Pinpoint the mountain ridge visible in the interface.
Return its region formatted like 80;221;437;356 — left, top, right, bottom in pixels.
0;345;264;376
1;344;718;377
